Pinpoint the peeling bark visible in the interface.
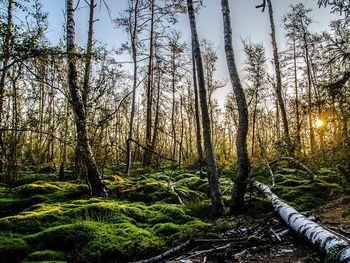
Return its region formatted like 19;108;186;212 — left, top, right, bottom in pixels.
254;180;350;262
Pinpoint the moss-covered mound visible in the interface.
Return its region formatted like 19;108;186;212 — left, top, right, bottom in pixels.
0;171;221;263
267;167;345;211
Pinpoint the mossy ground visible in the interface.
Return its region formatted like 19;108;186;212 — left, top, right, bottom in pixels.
0;165;347;262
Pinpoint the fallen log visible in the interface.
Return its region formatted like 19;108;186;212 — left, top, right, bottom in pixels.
254;180;350;262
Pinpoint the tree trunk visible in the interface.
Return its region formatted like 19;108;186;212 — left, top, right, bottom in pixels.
266;0;292;155
66;0;107;197
187;0;224;214
220;0;250;211
171;49;177;162
303;32;315;154
254;180;350;263
0;0;13;179
192;54;204;172
143;0;155;167
293;33;301;150
150;64;161;156
126;0;140;176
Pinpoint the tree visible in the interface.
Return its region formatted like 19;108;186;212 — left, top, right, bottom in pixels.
258;0;292;155
220;0;250;211
242;40;266;158
66;0;107;197
284;4;315;154
0;0;13;180
187;0;224;214
318;0;350;22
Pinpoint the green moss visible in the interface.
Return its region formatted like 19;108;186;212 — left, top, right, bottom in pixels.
81;223;165;262
25;250;65;261
149;204;192;224
0;205;62;233
273;178;343;210
12;183;61;198
0;236;30;263
25;222;97;251
324;244;348;263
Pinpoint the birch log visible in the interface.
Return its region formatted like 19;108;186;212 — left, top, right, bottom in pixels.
254;180;350;262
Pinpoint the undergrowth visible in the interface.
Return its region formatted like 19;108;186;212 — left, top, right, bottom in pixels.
0;165;346;262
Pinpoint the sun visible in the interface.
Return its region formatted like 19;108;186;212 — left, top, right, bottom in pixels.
315;118;324;128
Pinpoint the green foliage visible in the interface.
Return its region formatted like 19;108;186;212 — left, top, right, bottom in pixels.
24;250;66;261
0;236;30;263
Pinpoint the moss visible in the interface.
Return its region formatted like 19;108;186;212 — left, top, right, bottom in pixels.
273;178;343;210
324;244;348;263
25;222;97;251
12;183;61;198
149;204;193;224
25;250;65;261
81;223;165;262
0;236;30;263
0;206;62;234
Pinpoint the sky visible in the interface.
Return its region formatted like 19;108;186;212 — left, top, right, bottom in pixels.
39;0;339;107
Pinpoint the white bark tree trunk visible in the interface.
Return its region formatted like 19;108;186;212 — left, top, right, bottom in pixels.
254;180;350;262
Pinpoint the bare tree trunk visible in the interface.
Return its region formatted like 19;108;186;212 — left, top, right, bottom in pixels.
126;0;140;176
143;0;155;167
151;64;161;155
82;0;96;111
303;32;315;154
66;0;107;197
192;54;204;172
59;104;69;181
221;0;250;211
187;0;224;214
266;0;292;154
171;50;177;162
293;33;301;150
0;0;13;179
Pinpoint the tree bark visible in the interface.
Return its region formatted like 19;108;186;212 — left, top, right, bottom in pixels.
126;0;140;176
0;0;13;179
143;0;155;167
220;0;250;211
266;0;292;155
187;0;224;214
254;180;350;263
192;54;204;172
66;0;107;197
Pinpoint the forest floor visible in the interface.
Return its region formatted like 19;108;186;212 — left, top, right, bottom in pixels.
0;164;349;263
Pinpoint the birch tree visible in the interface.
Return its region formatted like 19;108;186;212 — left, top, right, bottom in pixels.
66;0;107;197
220;0;250;211
187;0;224;214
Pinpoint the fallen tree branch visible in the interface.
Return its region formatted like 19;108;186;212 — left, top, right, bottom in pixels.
168;180;184;205
254;180;350;262
128;139;178;163
132;239;193;263
269;156;316;181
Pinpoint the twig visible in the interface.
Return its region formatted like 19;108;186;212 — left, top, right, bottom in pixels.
168;180;184;205
131;239;193;263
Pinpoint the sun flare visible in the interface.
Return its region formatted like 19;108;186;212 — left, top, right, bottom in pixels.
315;118;324;128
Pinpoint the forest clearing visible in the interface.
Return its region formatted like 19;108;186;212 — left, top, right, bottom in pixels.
0;0;350;262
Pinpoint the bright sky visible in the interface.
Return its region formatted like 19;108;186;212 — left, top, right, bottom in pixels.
40;0;339;107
